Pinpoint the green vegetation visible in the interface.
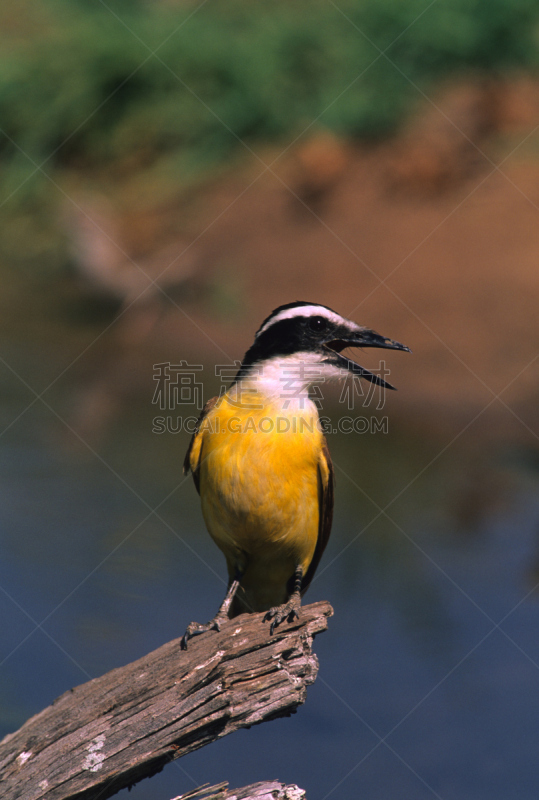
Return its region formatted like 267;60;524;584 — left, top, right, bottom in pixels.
0;0;538;271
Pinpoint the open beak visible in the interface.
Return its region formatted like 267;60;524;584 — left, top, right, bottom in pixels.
323;328;411;390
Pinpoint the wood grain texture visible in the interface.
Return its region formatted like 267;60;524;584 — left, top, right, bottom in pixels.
173;780;306;799
0;601;332;800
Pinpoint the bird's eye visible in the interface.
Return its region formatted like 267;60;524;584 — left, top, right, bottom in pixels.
308;316;328;332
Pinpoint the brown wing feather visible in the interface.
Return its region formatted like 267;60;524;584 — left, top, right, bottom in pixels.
183;395;219;495
301;436;334;595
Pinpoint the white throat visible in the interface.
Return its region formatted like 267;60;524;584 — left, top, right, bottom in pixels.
233;353;336;410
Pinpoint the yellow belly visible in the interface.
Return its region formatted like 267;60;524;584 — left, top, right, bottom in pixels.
197;397;322;612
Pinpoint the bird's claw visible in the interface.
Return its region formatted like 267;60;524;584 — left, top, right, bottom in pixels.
264;596;301;635
180;616;224;650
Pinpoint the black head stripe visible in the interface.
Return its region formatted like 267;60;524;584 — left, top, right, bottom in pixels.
255;301;339;338
243;313;355;372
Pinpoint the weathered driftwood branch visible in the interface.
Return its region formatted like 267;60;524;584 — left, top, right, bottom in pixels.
0;601;332;800
173;780;306;800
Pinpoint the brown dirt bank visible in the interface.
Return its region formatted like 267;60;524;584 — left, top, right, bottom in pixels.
66;79;539;442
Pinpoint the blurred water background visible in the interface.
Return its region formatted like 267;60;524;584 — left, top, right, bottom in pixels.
2;2;539;799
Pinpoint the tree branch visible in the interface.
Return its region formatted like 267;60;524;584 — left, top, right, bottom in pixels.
0;601;332;800
172;780;306;800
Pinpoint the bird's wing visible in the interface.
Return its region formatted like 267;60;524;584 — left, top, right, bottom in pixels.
183;395;220;495
301;435;334;595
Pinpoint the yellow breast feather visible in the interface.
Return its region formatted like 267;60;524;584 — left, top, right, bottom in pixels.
187;393;323;611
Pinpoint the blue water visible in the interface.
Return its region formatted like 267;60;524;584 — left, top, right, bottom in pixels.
1;331;539;800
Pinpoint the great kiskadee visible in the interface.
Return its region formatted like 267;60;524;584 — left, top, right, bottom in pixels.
181;301;409;647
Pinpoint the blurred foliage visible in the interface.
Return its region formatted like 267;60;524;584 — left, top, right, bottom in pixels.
0;0;538;271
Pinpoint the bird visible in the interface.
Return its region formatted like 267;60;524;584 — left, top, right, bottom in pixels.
181;301;410;647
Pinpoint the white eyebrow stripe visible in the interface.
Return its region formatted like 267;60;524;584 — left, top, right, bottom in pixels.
257;305;349;336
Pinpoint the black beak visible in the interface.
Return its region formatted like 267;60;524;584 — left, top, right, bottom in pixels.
323;328;411;390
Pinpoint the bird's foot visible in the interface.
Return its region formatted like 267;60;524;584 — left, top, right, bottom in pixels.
180;614;227;650
181;578;242;649
264;593;301;635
